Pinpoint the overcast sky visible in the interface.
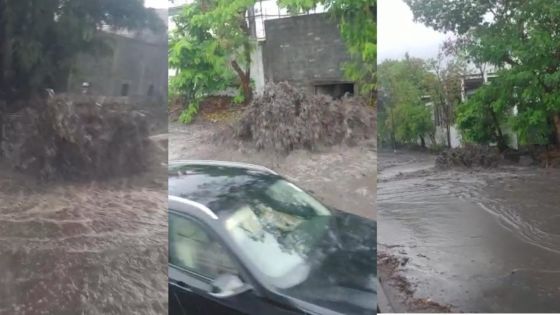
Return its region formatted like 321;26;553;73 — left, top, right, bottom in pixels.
378;0;449;63
144;0;170;8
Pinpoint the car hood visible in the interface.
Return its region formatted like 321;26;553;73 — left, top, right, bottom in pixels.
283;211;377;315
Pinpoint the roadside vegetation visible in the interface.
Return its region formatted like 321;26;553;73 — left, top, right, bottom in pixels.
378;52;463;150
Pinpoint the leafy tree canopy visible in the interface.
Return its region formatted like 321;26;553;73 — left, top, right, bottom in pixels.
378;57;434;147
169;0;256;123
169;3;236;123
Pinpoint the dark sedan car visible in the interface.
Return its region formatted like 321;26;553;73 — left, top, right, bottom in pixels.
168;160;377;315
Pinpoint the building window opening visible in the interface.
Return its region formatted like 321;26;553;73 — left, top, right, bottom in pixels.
314;83;354;99
120;83;130;96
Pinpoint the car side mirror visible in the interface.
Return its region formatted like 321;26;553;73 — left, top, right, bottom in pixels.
208;273;252;298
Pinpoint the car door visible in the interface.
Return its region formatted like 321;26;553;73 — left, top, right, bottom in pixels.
169;211;305;315
170;211;256;315
169;281;195;315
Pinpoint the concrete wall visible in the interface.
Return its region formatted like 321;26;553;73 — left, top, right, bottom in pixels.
261;13;352;94
67;9;168;106
434;126;461;148
250;41;266;95
69;34;167;104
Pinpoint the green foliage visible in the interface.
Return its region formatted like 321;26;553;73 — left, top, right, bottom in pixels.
511;107;552;146
392;102;433;144
378;58;434;146
455;84;505;145
279;0;376;101
0;0;162;99
405;0;560;146
169;3;235;123
178;99;200;124
169;0;256;123
233;89;245;105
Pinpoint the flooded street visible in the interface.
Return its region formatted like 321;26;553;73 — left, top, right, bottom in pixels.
0;142;167;315
378;151;560;312
169;122;377;219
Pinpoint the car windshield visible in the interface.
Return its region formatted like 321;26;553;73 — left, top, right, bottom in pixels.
168;164;333;289
223;179;331;289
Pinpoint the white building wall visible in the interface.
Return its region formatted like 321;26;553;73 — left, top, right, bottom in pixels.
250;41;266;95
427;125;461;148
436;125;461;148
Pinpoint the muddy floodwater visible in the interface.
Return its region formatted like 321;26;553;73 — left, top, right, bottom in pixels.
169;122;377;220
378;151;560;312
0;141;167;315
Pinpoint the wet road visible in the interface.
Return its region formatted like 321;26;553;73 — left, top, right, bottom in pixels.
169;121;377;220
0;142;167;314
378;151;560;312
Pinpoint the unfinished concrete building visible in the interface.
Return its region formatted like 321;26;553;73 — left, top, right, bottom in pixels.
260;13;354;98
67;9;168;105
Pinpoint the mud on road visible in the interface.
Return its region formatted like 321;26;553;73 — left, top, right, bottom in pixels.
169;121;377;220
0;140;167;315
378;150;560;313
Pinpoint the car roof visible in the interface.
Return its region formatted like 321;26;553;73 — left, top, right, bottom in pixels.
168;160;278;175
168;160;280;221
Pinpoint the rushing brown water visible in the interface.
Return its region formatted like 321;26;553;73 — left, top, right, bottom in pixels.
169;121;377;220
378;151;560;312
0;142;167;315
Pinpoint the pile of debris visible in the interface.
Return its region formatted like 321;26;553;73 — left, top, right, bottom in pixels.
220;82;375;153
435;145;501;169
1;95;150;179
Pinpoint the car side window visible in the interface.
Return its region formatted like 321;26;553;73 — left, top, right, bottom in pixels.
169;213;239;280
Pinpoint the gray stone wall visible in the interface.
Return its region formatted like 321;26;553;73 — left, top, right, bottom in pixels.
262;13;352;93
67;9;168;106
68;34;167;104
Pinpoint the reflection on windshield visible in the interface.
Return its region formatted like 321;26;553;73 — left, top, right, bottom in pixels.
224;179;331;289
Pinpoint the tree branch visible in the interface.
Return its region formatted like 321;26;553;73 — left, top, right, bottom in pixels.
231;59;248;80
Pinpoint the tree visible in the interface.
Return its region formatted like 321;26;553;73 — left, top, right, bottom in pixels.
425;50;464;148
171;0;255;107
405;0;560;147
455;80;511;149
202;0;256;104
0;0;162;103
169;3;236;123
169;0;257;124
279;0;376;103
378;57;434;148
